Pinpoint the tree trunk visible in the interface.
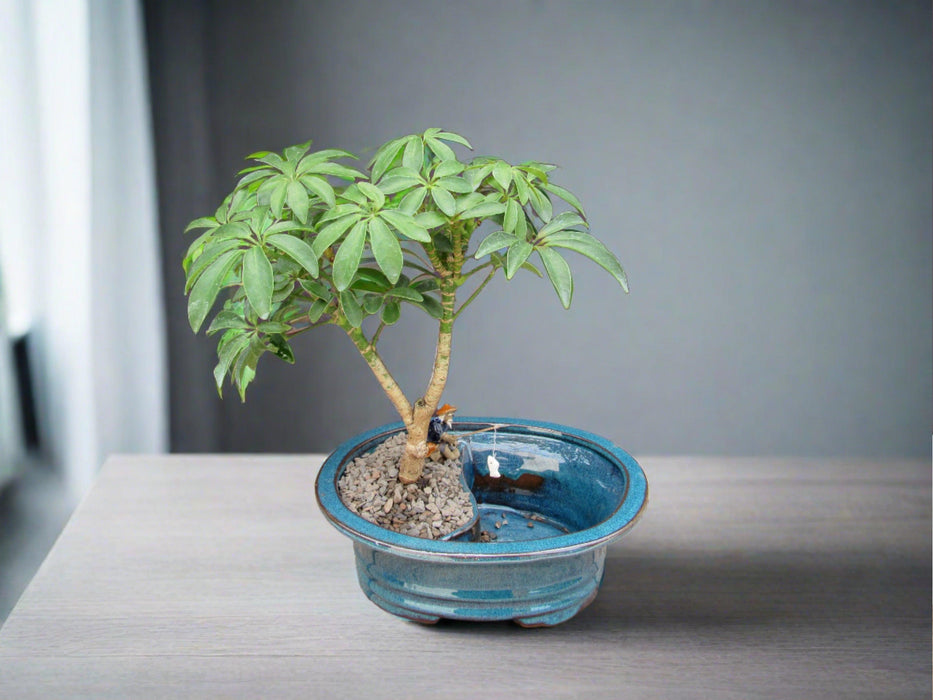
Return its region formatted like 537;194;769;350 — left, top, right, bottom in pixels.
397;279;456;484
398;405;433;484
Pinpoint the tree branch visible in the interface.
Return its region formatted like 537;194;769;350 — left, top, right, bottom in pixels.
454;267;496;320
340;319;413;424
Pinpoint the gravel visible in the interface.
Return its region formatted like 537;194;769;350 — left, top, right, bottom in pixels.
337;432;476;539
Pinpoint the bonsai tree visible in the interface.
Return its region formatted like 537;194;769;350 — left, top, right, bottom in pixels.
183;129;628;484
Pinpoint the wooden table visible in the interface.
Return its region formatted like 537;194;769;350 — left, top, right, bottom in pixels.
0;455;929;698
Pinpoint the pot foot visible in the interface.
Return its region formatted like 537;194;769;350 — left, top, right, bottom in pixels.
512;608;580;627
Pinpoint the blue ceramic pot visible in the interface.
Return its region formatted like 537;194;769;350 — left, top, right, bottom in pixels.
315;417;648;626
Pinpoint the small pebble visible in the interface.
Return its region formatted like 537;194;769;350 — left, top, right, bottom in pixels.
337;432;475;540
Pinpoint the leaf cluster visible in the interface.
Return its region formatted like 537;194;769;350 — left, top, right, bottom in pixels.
183;128;627;399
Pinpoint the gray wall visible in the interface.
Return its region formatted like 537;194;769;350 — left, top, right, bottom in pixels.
149;0;932;458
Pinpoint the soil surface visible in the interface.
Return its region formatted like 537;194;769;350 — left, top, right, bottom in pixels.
337;433;476;539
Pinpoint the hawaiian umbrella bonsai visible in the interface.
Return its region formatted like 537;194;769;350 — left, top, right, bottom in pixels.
183;129;628;485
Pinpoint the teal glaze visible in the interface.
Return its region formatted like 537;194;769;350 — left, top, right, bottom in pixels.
314;417;648;626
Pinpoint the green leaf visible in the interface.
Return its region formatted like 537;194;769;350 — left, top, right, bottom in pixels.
339;184;367;205
528;187;554;223
213;332;251;396
188;250;241;333
514;173;530;204
357;181;386;209
299;278;332;300
399;188;427;214
413;293;443;318
183;231;213;273
339;290;363;327
460;201;506;219
266;233;320;278
465;162;494;189
317;203;358;223
307;298;329;323
368;217;403;284
361;295;382;315
520;260;544;278
207;310;251;335
492;161;513;191
311;212;363;258
411;277;440;293
286;180;309;223
355;267;393;288
433;159;465;178
305;161;365;181
299;175;336;207
528;186;552;223
505;240;533;279
255;152;285;170
435;130;472;148
502;199;521;233
542;182;586;217
369;137;407;182
351;276;390;295
283;141;312;162
537;211;586;238
433;233;453;253
185;238;247;293
268;333;295;363
431;187;456;216
413;211;446;229
272;278;296;303
385;286;423;302
256;174;282;202
382;166;423;181
242;245;274;319
297;149;358;172
454;192;485;214
424;137;455;161
247;207;271;236
185;216;220;233
519;162;552;183
381;301;400;325
269;179;288;218
212;222;253;241
474;230;519;259
233;338;262;401
538;247;573;309
263;220;312;236
520;160;557;174
402;137;424;171
514;205;528;238
379;210;431;242
542;231;629;292
235;168;274;192
258;321;291;333
378;176;421;195
333;220;367;291
436;176;473;194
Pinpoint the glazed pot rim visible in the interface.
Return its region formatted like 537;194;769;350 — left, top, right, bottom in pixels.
314;416;649;560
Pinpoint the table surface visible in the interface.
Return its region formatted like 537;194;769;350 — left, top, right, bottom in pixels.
0;454;929;699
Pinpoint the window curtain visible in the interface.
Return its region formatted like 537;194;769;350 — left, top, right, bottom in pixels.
0;279;21;487
0;0;167;496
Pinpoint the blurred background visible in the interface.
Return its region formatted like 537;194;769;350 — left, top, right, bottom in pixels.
0;0;930;622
